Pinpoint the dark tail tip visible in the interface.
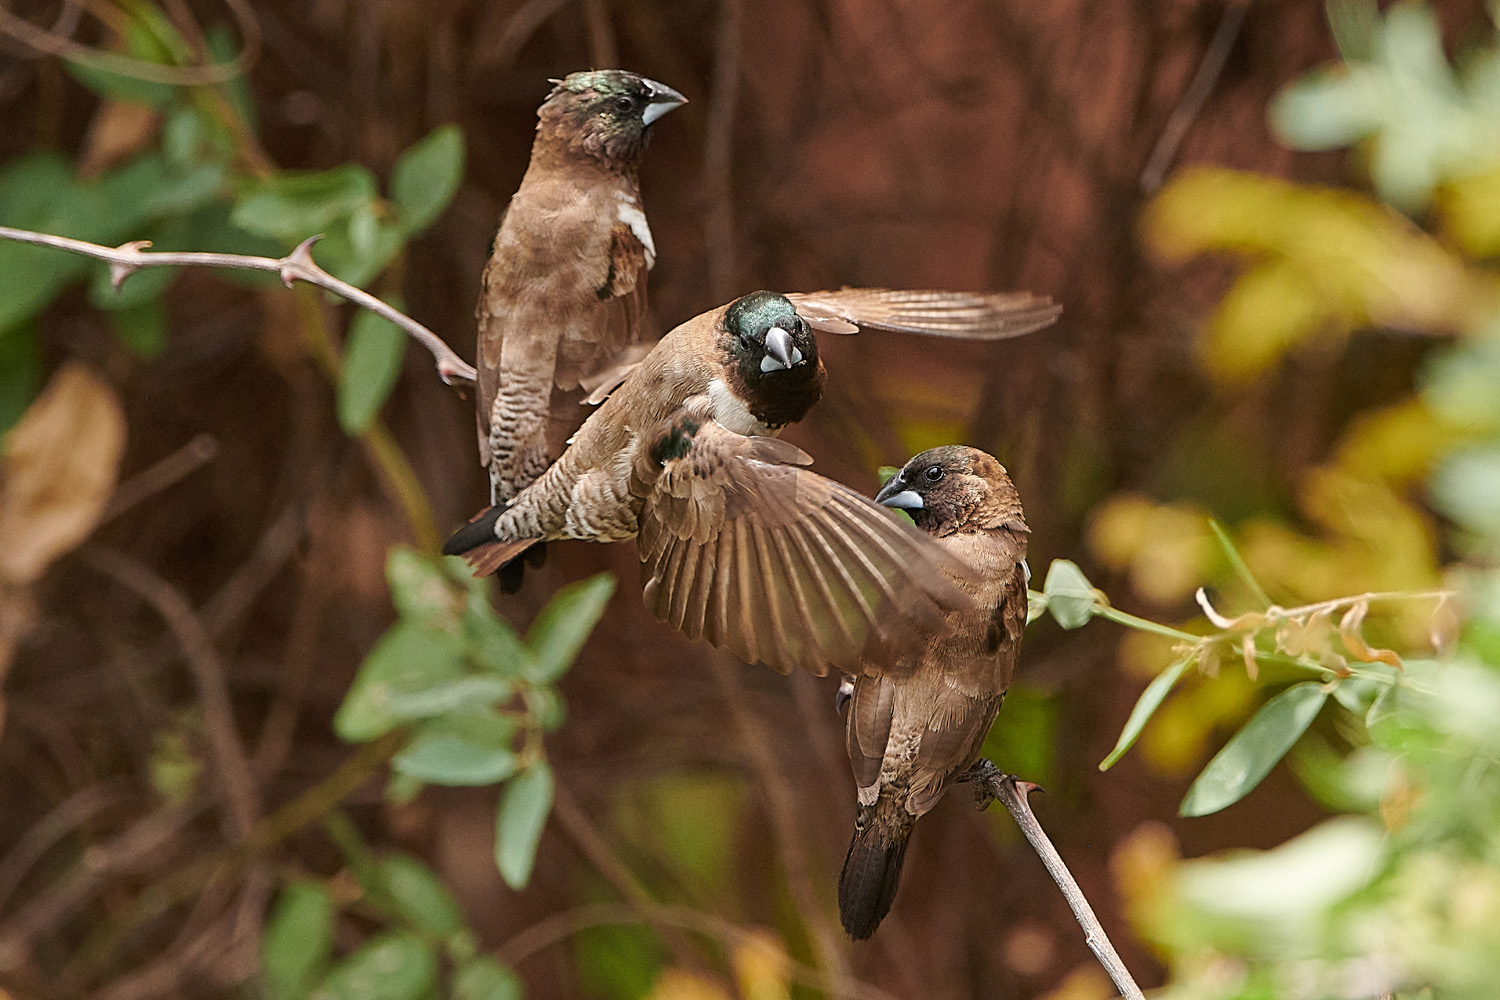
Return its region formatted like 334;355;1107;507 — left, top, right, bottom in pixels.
442;506;505;556
837;824;910;940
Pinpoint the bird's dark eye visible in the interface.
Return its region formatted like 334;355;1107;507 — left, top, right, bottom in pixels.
613;95;637;113
924;465;944;482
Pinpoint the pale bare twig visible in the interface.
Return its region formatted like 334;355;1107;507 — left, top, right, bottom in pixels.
1140;0;1254;193
0;227;476;388
961;762;1146;1000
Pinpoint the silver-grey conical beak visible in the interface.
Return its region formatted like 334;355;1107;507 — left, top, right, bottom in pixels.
641;79;687;126
875;476;923;509
760;326;796;372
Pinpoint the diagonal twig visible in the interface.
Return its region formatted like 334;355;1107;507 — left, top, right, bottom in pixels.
960;760;1146;1000
1139;0;1253;194
0;226;476;388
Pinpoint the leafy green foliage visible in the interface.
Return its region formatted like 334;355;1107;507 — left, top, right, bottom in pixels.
339;549;610;888
315;931;437;1000
1040;559;1099;629
337;307;408;434
1178;682;1329;817
1098;655;1193;772
1118;6;1500;997
495;761;554;890
391;126;466;234
262;881;336;1000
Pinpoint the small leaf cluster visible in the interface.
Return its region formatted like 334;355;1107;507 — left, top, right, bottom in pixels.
261;831;520;1000
0;1;464;436
335;548;613;890
1034;552;1438;817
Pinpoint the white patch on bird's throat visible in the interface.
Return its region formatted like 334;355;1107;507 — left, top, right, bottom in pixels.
707;378;774;436
616;198;656;268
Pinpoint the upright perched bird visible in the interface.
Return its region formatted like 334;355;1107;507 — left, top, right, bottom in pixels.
838;445;1030;939
445;289;1055;675
476;69;686;504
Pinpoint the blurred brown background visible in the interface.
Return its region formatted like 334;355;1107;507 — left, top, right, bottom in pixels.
1;1;1486;998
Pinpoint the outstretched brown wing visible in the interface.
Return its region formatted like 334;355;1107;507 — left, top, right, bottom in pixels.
786;287;1061;339
630;415;979;676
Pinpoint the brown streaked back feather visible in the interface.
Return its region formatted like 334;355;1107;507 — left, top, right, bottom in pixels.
786;287;1061;339
630;417;980;676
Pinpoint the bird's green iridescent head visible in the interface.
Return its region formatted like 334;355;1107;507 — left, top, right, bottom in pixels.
539;70;686;166
718;291;824;428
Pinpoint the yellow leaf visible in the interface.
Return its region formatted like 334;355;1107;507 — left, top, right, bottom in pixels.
1206;258;1327;381
1036;964;1115;1000
1439;164;1500;258
0;363;126;584
1336;397;1471;485
646;969;733;1000
731;931;790;1000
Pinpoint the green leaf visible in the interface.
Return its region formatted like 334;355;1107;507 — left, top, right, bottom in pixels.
1025;589;1048;625
525;573;614;682
231;164;380;244
334;624;467;742
384;676;516;724
1270;69;1381;151
385;547;460;626
314;931;437;1000
1100;654;1195;771
1042;559;1098;630
525;686;566;731
0;322;42;434
338;306;407;433
495;760;553;889
468;611;535;678
63;10;180;106
391;125;465;234
1180;682;1329;817
376;854;464;937
454;957;523;1000
205;24;257;136
394;712;519;786
262;881;335;1000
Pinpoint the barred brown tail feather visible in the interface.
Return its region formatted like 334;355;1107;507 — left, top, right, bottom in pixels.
837;823;911;940
441;506;540;578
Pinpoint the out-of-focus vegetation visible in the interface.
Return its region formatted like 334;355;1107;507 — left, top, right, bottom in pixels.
1063;3;1500;996
5;0;1500;998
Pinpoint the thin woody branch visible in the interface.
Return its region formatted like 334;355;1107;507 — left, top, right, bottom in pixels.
961;761;1147;1000
0;226;476;388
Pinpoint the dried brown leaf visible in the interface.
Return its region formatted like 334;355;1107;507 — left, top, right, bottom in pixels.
1240;633;1259;682
78;101;162;178
1195;588;1266;633
1339;599;1402;667
0;364;127;584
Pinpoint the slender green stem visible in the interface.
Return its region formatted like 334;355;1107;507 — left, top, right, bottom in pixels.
1095;605;1200;643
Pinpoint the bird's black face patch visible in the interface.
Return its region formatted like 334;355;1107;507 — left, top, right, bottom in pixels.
650;418;700;466
718;291;823;426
